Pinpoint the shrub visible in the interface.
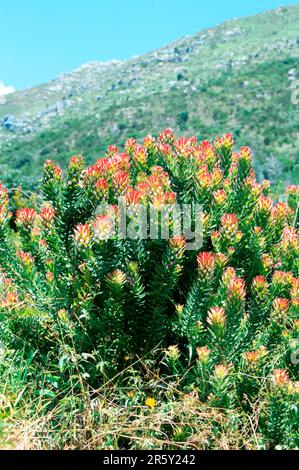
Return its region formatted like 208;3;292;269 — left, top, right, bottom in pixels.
0;130;298;448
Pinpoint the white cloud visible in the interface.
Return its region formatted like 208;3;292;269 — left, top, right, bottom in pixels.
0;81;15;96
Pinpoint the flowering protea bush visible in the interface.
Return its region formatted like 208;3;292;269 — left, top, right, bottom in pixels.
0;130;298;449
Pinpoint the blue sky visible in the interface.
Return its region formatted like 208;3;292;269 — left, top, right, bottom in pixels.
1;0;298;91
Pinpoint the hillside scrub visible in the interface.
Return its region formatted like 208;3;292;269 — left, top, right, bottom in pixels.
0;130;298;449
1;6;299;193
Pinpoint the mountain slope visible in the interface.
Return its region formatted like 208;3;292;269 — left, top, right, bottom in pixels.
0;5;298;190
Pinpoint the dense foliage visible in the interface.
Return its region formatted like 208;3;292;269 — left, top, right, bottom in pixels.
0;130;298;449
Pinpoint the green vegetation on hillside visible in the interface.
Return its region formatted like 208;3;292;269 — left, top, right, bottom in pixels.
0;5;298;191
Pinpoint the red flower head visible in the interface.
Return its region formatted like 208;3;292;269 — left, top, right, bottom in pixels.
16;208;36;229
272;369;289;389
95;158;110;176
69;155;84;170
124;138;137;154
163;191;176;205
82;164;101;183
228;277;246;301
214;364;230;379
40;206;55;225
158;142;172;157
0;183;8;207
133;144;147;165
214;253;229;270
220;213;239;239
213;189;226;206
113;170;130;194
252;275;268;301
158;128;175;144
169;236;186;257
287;185;299;196
280;227;299;257
197;252;215;280
143;135;156;149
95;178;109;198
257;195;273;213
1;291;19;308
0;205;8;225
215;133;234;151
175;137;194;157
125;188;142;206
239;146;252;163
39;239;47;249
271;298;289;322
244;350;261;364
44;160;62;179
46;271;54;283
107;145;119;156
282;227;298;245
196;346;210;363
272;270;293;288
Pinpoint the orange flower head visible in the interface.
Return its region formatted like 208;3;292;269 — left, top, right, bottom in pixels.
272;270;293;288
271;297;289;322
252;275;268;300
73;224;92;247
257;195;273;213
94;176;108;191
228;277;246;301
207;307;226;330
220;213;238;238
213;189;226;206
197;252;215;280
169;235;186;255
125;188;142;206
271;202;288;221
215;253;229;269
286;185;299;196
